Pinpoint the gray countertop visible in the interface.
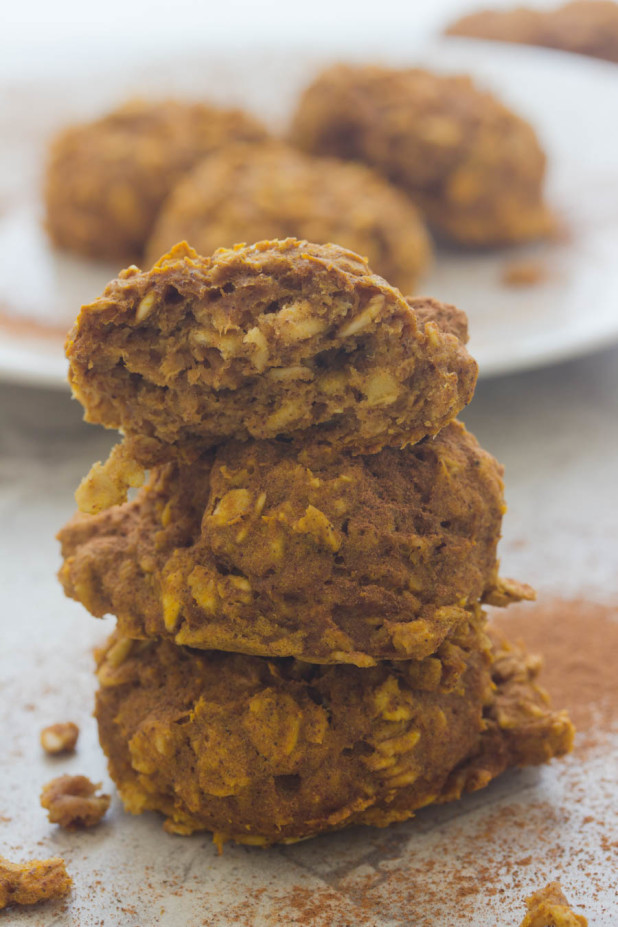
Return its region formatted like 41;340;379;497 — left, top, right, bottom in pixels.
1;346;617;926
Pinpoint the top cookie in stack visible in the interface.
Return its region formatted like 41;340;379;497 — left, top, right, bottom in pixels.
66;239;475;466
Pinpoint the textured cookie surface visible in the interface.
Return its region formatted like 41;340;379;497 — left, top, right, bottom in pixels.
66;239;477;466
45;99;267;261
290;65;553;246
94;620;573;846
58;422;532;664
146;142;432;294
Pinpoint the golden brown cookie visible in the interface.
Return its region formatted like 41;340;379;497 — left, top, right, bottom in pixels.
290;65;553;246
44;99;267;261
66;239;477;469
93;619;573;847
145;142;432;294
446;1;618;65
58;422;532;665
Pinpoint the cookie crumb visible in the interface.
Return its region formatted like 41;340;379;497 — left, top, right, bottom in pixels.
40;722;79;755
0;856;72;909
40;774;110;828
520;881;587;926
501;259;547;287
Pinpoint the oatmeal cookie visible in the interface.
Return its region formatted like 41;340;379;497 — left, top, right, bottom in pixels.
66;239;477;470
93;619;572;846
446;2;618;65
290;65;553;246
44;99;267;261
58;422;532;665
145;142;431;294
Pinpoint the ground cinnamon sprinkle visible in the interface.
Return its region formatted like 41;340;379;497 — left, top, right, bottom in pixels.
0;308;68;339
501;259;547;287
266;599;618;925
490;598;618;736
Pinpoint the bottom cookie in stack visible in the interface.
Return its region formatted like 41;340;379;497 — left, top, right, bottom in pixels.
94;611;573;848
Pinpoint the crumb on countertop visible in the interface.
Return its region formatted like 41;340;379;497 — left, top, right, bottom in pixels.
519;881;588;926
501;259;547;287
40;721;80;755
0;856;72;909
41;774;110;828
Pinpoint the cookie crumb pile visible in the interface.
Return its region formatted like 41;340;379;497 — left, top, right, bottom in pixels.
59;238;573;846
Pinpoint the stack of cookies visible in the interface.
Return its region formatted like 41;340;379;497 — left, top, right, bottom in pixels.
58;239;573;848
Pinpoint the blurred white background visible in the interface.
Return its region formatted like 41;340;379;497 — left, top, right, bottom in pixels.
0;0;560;76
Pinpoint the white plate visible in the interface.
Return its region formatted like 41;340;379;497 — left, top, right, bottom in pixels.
1;38;618;388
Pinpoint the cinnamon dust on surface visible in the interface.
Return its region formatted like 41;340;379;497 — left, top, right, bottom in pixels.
490;598;618;736
269;599;618;926
0;308;68;340
501;259;547;287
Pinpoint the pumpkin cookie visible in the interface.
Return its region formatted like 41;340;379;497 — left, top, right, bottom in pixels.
145;142;431;294
93;620;572;846
45;99;267;261
446;1;618;65
290;65;553;246
66;239;477;473
58;422;532;665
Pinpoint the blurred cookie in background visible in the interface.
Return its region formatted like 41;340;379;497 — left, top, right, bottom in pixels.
146;142;432;295
290;64;554;247
44;99;268;262
446;1;618;64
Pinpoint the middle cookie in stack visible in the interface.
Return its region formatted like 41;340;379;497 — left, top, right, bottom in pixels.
58;239;573;847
